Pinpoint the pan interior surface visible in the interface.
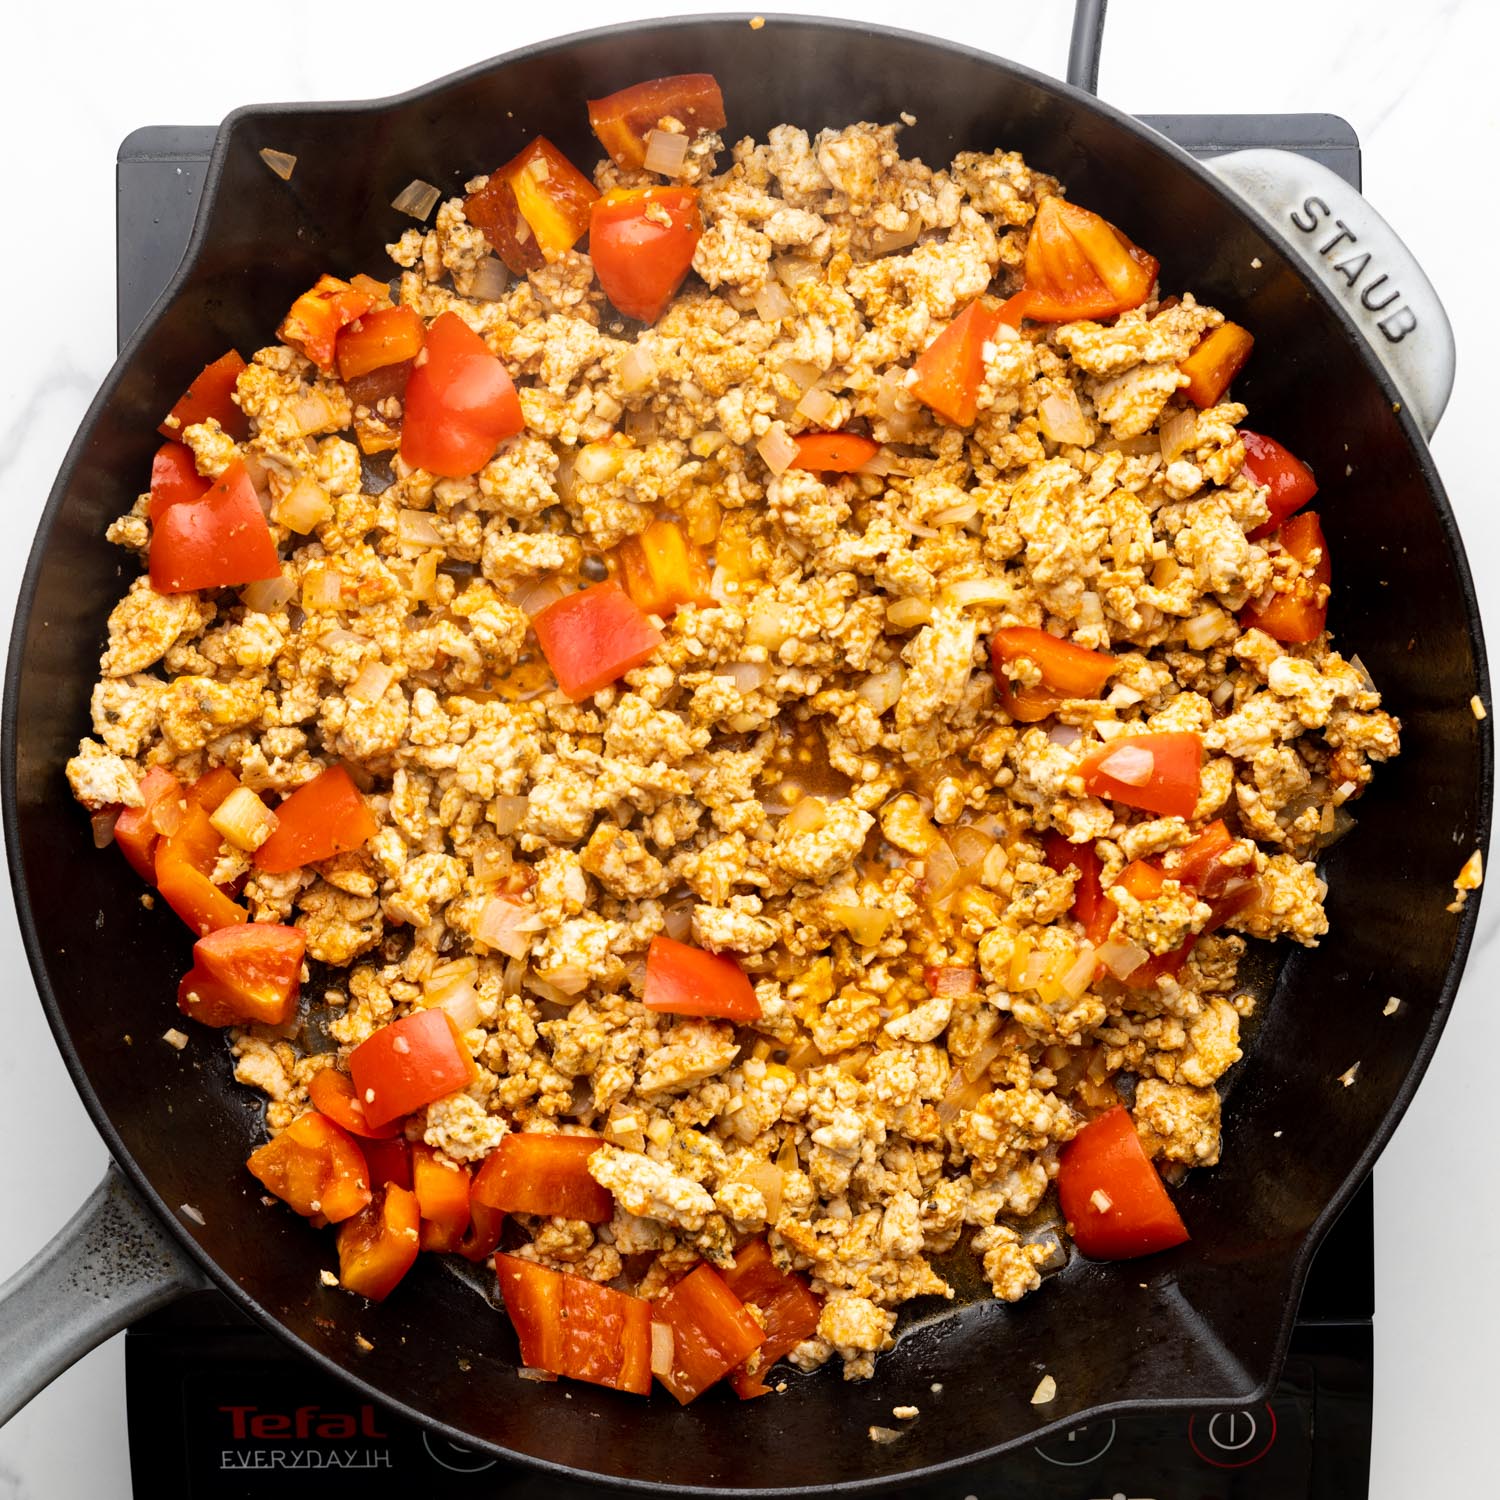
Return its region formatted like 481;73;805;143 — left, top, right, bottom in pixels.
5;16;1487;1493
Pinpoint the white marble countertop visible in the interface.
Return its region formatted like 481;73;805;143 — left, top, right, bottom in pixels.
1;2;1496;1495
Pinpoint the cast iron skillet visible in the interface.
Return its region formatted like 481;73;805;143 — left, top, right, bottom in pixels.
0;9;1490;1493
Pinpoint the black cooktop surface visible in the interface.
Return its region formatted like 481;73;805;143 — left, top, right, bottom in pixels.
117;110;1373;1500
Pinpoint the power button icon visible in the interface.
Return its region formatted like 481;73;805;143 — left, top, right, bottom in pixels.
1188;1403;1277;1468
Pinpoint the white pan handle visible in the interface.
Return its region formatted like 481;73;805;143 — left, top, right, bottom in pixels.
1205;149;1455;439
0;1165;205;1426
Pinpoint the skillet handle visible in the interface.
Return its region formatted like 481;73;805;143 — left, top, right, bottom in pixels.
0;1164;205;1426
1204;149;1455;438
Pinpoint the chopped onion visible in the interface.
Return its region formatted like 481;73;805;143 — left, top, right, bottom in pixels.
795;387;838;424
643;128;692;176
1079;590;1104;628
886;597;932;630
1098;743;1155;787
349;660;396;703
1210;678;1236;707
923;839;963;902
517;1365;559;1384
409;552;439;603
1019;952;1053;990
210;786;279;852
937;1032;1007;1121
1106;683;1143;708
619;343;657;393
91;808;120;848
290;388;335;435
258;148;297;181
928;499;979;526
1183;608;1229;650
489;795;529;837
398;508;442;547
575;442;625;484
475;897;543;958
1060;945;1097;1000
857;449;896;477
949;825;993;871
856;665;905;715
272;476;333;534
783;796;827;834
773;257;821;290
391;178;442;220
1151;556;1182;587
431;977;480;1032
736;1160;785;1220
873;367;919;439
747;597;797;649
466;256;509;301
757;422;799;477
241;573;294;613
828;904;894;945
650;1322;675;1378
663;903;694;942
867;220;922;255
1159;406;1199;463
753;282;794;321
304;569;344;610
778;360;820;393
540;963;590;996
941;578;1009;608
1038;390;1091;445
511;576;568;617
1097;938;1149;980
719;660;770;694
1048;724;1082;748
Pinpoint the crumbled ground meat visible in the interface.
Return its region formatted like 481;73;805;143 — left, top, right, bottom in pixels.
68;109;1396;1390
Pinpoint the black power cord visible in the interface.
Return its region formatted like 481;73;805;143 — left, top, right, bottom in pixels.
1066;0;1108;95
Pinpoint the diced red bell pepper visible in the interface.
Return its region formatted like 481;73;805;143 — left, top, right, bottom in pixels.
1080;732;1204;819
176;922;305;1028
1239;511;1330;644
411;1143;473;1253
1161;819;1240;898
114;767;185;881
1043;833;1117;947
588;74;727;171
653;1263;767;1404
149;460;280;595
1057;1105;1189;1260
148;442;211;522
721;1240;823;1399
185;766;241;814
1180;322;1255;407
999;197;1158;323
1114;858;1168;902
457;1198;506;1263
788;432;881;473
909;297;1004;427
154;804;247;936
361;1136;413;1192
464;138;599;276
1241;430;1318;540
335;305;425;383
308;1067;404;1140
278;274;378;371
923;966;978;999
496;1254;652;1395
253;764;378;874
991;627;1116;722
337;1184;421;1301
615;519;713;618
158;351;249;442
642;935;760;1021
348;1010;478;1130
400;311;524;479
247;1111;371;1223
590;187;703;324
531;579;664;700
470;1133;612;1223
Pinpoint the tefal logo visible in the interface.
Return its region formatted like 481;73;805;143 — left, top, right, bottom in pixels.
219;1405;388;1441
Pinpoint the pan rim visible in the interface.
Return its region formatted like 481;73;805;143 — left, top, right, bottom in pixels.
4;11;1491;1493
